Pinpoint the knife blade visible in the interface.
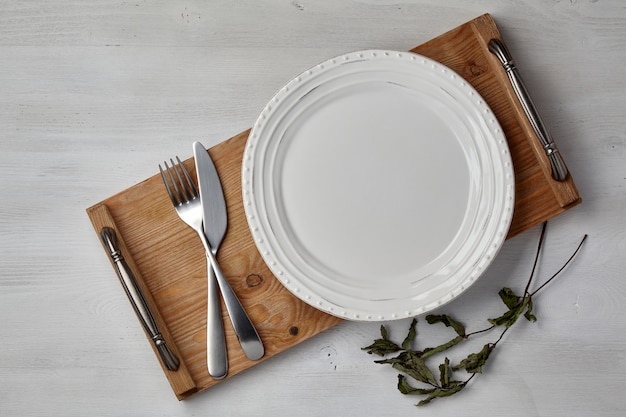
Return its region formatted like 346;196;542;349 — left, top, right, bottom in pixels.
193;141;264;365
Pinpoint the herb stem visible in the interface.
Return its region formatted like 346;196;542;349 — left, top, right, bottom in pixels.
464;372;478;384
465;325;495;338
530;233;588;297
492;326;510;348
523;222;548;296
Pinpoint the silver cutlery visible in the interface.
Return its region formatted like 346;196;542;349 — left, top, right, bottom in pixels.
159;156;264;368
488;38;569;181
100;227;180;371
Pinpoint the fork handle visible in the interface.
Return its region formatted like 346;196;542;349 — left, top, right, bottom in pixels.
198;233;265;361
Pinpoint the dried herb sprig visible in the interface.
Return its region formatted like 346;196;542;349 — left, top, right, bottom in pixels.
362;222;587;406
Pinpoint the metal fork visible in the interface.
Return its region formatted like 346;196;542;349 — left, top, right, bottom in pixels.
159;157;264;362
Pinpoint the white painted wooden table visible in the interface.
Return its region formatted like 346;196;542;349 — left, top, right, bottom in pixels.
1;1;624;416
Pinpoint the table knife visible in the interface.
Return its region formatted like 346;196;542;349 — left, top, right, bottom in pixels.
193;141;228;378
193;141;264;368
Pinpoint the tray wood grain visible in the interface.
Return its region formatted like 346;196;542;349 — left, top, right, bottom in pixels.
86;13;581;400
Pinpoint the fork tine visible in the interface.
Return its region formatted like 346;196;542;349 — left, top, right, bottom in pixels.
159;162;179;206
175;156;199;199
159;156;199;206
167;158;185;201
169;158;192;203
165;159;186;204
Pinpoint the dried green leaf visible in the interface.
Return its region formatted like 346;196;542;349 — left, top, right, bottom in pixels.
379;350;437;385
489;299;525;328
362;338;401;356
488;306;520;328
374;350;411;365
498;287;521;310
362;325;401;356
396;354;438;386
380;324;390;340
416;384;466;406
425;314;466;337
439;357;451;387
397;375;436;396
453;343;494;374
489;294;536;328
421;335;464;359
402;318;418;350
524;297;537;322
414;358;437;386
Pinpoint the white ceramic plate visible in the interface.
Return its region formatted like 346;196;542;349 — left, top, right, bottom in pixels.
242;50;515;321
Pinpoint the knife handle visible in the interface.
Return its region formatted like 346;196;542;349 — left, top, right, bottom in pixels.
100;227;180;371
196;231;265;361
207;261;228;379
208;249;265;361
488;38;569;182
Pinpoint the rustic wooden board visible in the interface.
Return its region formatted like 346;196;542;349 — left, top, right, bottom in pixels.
86;13;580;400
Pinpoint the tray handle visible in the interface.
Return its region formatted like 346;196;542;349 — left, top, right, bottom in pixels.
87;203;197;400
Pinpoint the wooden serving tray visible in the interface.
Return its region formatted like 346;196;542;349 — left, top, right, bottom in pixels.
86;14;581;400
